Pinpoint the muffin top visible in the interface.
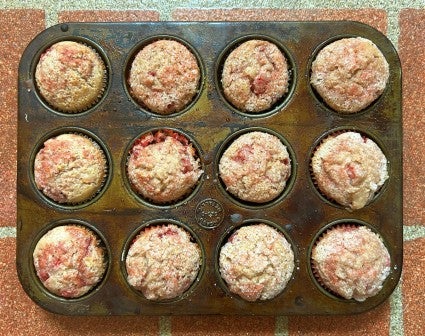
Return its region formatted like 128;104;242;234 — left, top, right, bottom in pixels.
34;133;107;204
128;39;200;114
33;225;106;298
310;37;389;113
219;224;294;301
127;130;202;204
125;224;201;300
35;40;106;112
311;131;388;210
221;39;289;112
219;131;291;203
312;225;391;301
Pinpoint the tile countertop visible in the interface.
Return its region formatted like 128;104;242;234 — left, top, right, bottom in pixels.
0;1;424;336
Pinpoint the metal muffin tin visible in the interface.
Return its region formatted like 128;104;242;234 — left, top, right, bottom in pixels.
17;21;402;315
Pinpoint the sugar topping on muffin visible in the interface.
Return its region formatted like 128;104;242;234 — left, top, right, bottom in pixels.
35;40;106;113
34;133;107;204
125;224;202;300
33;225;106;298
221;39;290;112
128;39;201;114
311;131;388;210
127;129;203;204
311;225;391;301
219;223;294;301
219;131;291;203
310;37;389;113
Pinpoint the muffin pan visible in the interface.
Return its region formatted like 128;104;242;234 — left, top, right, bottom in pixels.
17;21;402;315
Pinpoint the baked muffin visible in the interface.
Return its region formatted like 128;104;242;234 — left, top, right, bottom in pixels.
310;37;389;113
311;131;388;210
33;225;106;298
219;224;294;301
128;39;200;114
125;224;202;300
127;129;203;204
219;131;291;203
311;225;391;301
35;40;106;113
34;133;107;204
221;39;289;113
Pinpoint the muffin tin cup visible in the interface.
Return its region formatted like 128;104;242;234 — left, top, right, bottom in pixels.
308;126;390;210
123;127;205;208
215;219;299;303
27;219;111;306
215;126;297;209
124;35;205;117
29;127;112;210
308;219;395;303
17;21;402;315
215;34;297;118
307;34;389;116
32;36;110;115
120;219;206;303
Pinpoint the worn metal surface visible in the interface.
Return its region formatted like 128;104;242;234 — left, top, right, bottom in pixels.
16;21;402;315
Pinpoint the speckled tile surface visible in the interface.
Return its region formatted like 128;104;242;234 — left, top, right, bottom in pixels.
402;238;425;336
171;316;275;336
0;238;159;336
58;10;160;22
1;3;424;336
288;301;390;336
0;10;45;228
172;8;387;34
399;9;425;227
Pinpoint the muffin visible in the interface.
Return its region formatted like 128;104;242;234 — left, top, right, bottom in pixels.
219;131;291;203
311;225;391;301
310;37;389;113
311;131;388;210
35;40;106;113
33;225;106;298
219;224;294;301
221;39;290;112
125;224;202;300
34;133;107;204
128;39;200;114
127;129;203;204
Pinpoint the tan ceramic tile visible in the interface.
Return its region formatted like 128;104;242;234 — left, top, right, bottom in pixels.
288;301;390;336
1;238;159;336
172;8;387;34
0;10;45;228
58;10;160;23
403;238;425;336
399;9;425;226
171;315;275;336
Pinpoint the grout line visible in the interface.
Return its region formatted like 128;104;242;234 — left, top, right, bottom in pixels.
403;225;425;241
389;280;404;336
275;315;289;336
0;227;16;238
159;316;172;336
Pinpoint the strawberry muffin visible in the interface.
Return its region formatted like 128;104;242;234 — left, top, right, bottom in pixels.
33;225;106;298
219;223;294;301
127;129;203;204
34;133;107;204
35;40;106;112
311;225;391;301
310;37;389;113
221;39;290;113
219;131;291;203
125;224;202;300
128;39;201;114
311;131;388;210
